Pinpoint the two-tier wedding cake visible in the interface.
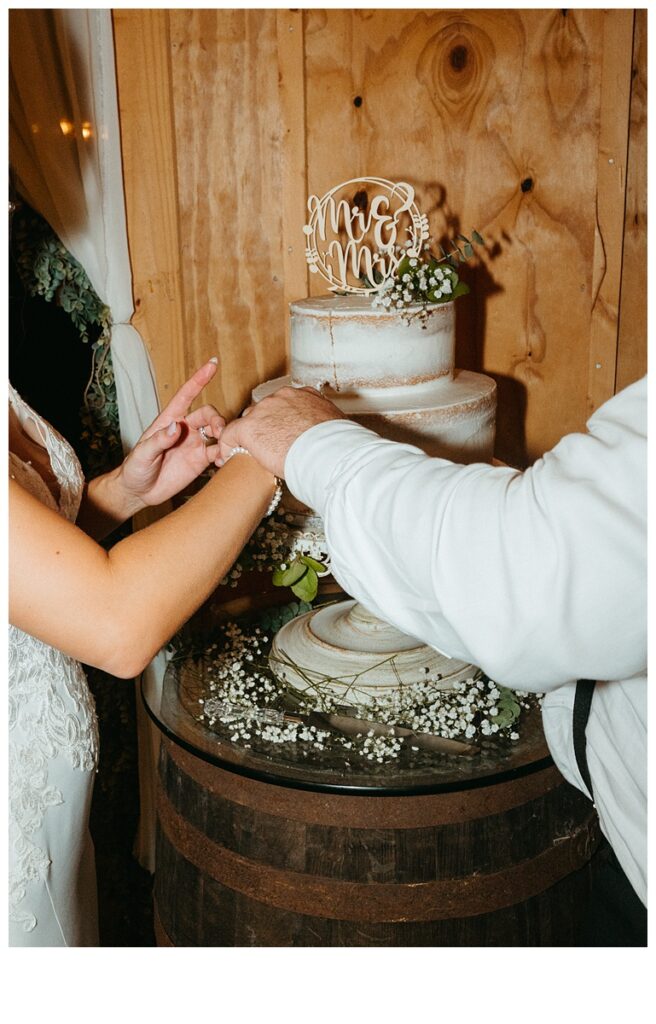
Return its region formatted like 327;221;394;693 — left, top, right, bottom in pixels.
253;178;496;707
255;293;495;464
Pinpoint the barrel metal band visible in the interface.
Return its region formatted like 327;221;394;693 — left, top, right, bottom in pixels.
164;737;562;829
156;789;598;923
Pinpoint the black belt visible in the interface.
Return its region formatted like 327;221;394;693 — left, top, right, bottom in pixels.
573;678;596;801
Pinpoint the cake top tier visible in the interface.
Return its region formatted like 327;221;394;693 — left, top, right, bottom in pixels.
290;294;455;393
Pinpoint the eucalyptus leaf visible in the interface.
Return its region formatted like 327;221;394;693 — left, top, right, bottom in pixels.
292;568;319;603
396;255;411;278
494;686;522;727
272;559;307;587
300;555;328;574
451;281;470;299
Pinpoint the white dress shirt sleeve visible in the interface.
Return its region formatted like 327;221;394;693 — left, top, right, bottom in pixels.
284;377;647;694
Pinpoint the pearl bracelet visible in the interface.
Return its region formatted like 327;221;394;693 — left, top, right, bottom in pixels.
223;445;283;517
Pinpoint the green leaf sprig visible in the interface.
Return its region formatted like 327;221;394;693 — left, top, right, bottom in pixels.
370;230;484;313
272;554;328;603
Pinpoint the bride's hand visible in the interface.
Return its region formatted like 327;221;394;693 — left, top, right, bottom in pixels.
117;359;225;509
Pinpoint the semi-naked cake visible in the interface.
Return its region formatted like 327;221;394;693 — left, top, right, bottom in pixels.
253;294;496;463
251;178;496;708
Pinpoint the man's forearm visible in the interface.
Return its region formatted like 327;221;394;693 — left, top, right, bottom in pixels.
284;401;646;692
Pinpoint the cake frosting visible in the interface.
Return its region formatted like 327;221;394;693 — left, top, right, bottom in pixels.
253;294;496;463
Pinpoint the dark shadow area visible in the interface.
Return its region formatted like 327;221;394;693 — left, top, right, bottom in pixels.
86;669;155;946
9;226;93;457
413;183;529;467
487;372;529;468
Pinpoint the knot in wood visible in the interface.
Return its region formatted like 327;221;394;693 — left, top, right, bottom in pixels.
449;44;468;71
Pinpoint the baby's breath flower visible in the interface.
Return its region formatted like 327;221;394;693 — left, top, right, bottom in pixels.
191;599;535;761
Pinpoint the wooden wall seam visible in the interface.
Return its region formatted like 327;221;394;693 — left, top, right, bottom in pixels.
615;7;648;394
276;9;310;355
113;8;189;402
587;8;635;414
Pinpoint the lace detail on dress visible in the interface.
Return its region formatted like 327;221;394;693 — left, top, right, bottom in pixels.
8;385;99;933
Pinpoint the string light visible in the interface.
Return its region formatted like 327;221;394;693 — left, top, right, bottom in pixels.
58;119;94;139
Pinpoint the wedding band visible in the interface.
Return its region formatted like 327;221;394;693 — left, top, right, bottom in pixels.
199;425;213;445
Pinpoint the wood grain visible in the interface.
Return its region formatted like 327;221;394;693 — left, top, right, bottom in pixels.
616;10;647;394
114;9;645;462
587;9;634;415
113;9;188;405
303;8;636;463
276;10;309;353
154;738;600;946
167;9;288;420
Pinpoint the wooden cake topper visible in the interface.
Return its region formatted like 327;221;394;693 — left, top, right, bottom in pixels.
302;177;429;293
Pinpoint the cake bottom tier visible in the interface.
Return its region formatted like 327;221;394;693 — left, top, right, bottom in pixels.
253;369;496;463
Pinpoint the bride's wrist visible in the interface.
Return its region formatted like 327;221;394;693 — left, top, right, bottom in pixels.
222;447;282;517
101;465;148;519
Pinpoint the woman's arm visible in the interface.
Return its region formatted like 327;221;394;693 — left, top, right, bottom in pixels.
9;455;275;679
76;359;225;540
76;465;147;540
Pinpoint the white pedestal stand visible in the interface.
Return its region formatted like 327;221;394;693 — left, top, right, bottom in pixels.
269;596;476;708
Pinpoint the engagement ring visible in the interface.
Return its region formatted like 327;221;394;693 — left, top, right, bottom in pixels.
199;425;213;445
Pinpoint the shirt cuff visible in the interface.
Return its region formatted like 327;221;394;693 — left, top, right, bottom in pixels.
284;419;383;512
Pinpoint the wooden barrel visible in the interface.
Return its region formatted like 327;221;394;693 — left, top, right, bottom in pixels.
153;737;600;946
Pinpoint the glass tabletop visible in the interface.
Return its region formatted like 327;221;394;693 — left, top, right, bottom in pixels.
142;650;552;796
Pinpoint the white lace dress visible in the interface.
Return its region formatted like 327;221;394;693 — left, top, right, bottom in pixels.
9;384;100;946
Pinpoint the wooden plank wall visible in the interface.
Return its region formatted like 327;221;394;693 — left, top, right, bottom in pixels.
114;8;646;468
616;7;648;394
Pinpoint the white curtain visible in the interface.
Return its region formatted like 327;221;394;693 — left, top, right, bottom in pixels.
10;8;162;871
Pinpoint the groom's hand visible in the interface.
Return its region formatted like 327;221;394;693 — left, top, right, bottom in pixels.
219;386;346;478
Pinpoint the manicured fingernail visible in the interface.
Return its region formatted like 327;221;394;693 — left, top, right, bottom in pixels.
209;356;219;364
167;421;177;436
